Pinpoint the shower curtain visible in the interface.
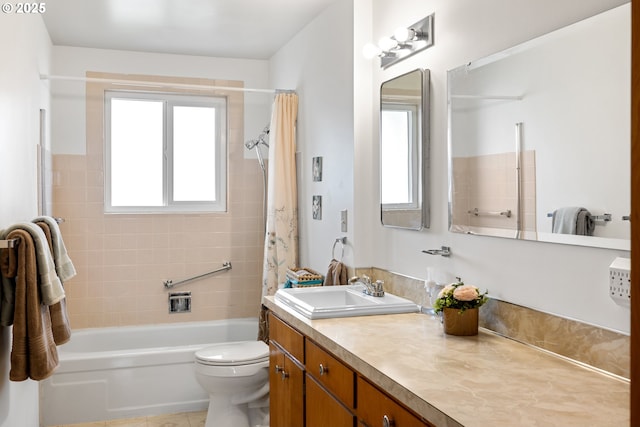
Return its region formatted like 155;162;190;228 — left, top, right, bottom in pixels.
258;93;298;342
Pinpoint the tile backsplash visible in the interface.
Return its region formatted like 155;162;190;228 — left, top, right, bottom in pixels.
356;267;630;379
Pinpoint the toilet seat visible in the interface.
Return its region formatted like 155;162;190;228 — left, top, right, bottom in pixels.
196;341;269;367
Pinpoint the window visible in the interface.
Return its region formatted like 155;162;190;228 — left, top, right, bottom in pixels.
105;91;227;213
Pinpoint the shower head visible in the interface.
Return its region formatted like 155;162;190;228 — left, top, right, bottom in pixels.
245;125;271;150
245;139;259;150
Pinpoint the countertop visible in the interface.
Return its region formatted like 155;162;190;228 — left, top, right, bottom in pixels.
263;296;630;427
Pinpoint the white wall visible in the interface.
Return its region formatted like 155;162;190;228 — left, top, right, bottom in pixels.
269;0;356;274
50;46;273;156
354;0;631;333
0;11;51;427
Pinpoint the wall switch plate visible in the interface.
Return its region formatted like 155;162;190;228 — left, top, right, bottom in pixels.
609;257;631;307
340;209;348;232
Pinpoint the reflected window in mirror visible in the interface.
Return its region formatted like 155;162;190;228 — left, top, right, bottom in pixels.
380;68;430;230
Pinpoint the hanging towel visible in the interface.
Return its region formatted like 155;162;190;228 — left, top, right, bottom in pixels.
0;263;15;326
552;207;595;236
0;229;59;381
0;223;64;306
323;259;348;286
32;216;76;282
34;221;72;345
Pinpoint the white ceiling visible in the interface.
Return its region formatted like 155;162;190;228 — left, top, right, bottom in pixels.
42;0;337;59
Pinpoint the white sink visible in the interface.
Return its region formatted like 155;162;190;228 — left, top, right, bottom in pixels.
274;284;419;319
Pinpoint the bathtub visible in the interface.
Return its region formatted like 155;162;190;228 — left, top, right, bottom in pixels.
40;318;259;426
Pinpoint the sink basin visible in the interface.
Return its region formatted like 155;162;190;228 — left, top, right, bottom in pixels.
274;285;419;319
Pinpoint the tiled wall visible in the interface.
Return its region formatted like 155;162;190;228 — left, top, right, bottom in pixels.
451;151;536;234
357;267;630;380
53;73;266;329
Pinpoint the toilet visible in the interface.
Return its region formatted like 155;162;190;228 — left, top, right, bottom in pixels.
194;340;270;427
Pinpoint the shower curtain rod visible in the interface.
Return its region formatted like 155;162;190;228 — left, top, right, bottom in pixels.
39;74;295;95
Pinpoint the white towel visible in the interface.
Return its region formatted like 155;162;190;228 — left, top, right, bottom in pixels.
0;223;65;306
32;216;76;282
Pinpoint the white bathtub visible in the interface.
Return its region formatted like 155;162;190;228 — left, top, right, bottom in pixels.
40;318;259;426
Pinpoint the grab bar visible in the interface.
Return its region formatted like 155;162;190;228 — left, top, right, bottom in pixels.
467;208;512;218
164;261;232;289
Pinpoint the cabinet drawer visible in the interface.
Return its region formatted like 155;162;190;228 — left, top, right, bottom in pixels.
357;377;433;427
269;313;304;363
306;340;355;408
306;374;355;427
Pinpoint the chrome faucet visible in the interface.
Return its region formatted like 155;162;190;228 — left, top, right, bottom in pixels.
349;275;385;297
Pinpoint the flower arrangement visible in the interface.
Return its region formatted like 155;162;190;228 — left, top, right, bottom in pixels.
433;280;488;314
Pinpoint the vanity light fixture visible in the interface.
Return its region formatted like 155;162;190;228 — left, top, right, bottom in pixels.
363;13;434;68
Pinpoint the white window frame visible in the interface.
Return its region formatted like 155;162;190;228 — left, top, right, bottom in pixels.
104;90;227;213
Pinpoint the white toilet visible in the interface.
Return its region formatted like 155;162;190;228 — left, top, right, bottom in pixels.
194;340;270;427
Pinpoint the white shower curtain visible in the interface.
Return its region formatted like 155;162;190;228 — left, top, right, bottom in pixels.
261;93;299;298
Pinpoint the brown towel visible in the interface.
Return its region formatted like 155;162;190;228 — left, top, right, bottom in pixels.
323;259;347;286
0;229;59;381
35;221;72;345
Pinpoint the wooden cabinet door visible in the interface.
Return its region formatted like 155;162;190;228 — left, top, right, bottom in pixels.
306;339;355;409
306;374;355;427
270;342;304;427
357;376;433;427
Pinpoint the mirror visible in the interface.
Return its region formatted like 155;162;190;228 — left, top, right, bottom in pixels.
380;68;430;230
447;4;630;250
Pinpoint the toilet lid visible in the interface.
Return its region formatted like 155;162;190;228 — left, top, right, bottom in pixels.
196;341;269;366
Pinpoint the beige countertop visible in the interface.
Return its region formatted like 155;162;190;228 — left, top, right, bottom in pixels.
263;296;630;427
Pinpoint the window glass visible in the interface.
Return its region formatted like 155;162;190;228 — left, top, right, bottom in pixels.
105;91;227;213
172;105;217;202
381;109;412;204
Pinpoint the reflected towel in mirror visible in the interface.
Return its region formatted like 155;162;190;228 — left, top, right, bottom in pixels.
552;207;595;236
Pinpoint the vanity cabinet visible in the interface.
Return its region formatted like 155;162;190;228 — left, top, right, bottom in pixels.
268;312;433;427
269;315;305;427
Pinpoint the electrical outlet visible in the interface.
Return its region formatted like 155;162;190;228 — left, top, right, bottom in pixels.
609;257;631;307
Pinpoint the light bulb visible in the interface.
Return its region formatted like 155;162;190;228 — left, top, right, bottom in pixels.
393;27;416;43
362;43;383;59
377;36;398;51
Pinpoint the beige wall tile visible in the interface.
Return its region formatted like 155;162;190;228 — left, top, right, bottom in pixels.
54;73;264;329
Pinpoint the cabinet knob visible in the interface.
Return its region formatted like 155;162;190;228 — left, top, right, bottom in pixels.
281;370;289;381
319;363;329;376
274;364;283;373
382;415;395;427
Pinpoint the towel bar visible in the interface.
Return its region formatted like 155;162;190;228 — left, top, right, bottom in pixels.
546;213;612;222
0;238;18;249
164;262;232;289
332;237;346;261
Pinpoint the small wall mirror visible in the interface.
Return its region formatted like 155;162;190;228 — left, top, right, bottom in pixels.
380;68;430;230
447;4;630;250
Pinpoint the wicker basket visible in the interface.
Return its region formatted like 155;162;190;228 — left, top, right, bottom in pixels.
286;267;324;287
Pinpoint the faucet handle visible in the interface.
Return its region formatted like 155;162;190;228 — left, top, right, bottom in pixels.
373;280;385;295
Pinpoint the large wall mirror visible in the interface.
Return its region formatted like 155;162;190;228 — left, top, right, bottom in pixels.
381;68;430;230
447;4;630;250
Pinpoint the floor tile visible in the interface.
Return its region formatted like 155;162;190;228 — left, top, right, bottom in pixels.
147;412;191;427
